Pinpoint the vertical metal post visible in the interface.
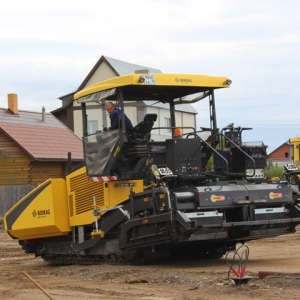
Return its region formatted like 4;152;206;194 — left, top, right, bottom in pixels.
209;90;218;147
169;100;176;138
116;88;126;131
102;100;108;129
151;186;156;215
93;196;99;232
81;102;88;136
130;188;135;218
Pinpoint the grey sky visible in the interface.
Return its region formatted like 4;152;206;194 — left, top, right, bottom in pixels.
1;0;299;153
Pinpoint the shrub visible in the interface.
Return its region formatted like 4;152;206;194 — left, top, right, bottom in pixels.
266;161;284;178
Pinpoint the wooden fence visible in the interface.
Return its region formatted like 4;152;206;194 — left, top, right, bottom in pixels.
0;185;34;217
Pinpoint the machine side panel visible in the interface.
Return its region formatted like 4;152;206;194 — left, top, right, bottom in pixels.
197;185;248;208
66;166;144;227
4;178;70;240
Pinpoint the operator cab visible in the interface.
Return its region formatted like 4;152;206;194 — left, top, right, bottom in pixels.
76;73;236;184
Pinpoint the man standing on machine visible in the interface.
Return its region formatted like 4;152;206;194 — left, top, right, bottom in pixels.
103;101;133;135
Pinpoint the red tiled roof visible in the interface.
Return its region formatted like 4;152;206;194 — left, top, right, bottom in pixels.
0;109;83;161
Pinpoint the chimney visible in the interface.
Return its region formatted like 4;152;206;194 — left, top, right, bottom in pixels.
42;106;46;122
8;93;18;115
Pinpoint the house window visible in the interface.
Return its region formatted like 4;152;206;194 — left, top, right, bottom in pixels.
164;117;171;132
87;120;98;134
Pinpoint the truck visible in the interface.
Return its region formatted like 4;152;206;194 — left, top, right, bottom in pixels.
4;73;300;264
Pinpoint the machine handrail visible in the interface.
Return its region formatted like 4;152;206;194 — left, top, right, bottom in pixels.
218;133;256;177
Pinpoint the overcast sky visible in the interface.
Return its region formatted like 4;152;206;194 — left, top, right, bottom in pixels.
1;0;299;153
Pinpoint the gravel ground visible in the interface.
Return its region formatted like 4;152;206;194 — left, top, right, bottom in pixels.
1;225;300;300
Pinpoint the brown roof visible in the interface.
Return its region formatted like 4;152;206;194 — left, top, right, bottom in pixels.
267;142;289;157
0;108;83;161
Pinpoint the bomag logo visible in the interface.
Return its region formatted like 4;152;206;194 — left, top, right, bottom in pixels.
32;209;50;218
175;78;192;83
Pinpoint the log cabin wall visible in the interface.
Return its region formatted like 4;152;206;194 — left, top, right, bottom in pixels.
30;161;68;186
0;131;82;187
0;131;31;185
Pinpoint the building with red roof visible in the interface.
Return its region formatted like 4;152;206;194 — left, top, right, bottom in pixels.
0;94;83;187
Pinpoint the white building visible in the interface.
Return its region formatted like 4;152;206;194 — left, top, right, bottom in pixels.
52;55;197;139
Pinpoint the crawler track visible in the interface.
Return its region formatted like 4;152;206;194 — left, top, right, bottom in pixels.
41;252;154;265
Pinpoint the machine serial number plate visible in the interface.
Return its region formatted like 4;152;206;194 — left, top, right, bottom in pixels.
114;183;134;188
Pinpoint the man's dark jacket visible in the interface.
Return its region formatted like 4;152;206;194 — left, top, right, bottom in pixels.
109;108;133;134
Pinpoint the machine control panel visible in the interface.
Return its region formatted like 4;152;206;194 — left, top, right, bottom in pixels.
158;167;173;176
284;163;299;173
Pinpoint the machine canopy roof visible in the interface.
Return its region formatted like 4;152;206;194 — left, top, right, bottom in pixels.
74;73;231;105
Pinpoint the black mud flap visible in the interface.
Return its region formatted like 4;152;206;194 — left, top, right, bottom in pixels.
71;235;101;253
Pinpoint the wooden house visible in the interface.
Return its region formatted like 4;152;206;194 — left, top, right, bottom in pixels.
0;94;84;186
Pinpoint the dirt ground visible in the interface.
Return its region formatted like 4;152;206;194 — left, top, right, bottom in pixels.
1;225;300;300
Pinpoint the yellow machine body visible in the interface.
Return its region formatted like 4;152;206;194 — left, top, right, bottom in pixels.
4;178;70;240
4;166;144;240
66;166;144;227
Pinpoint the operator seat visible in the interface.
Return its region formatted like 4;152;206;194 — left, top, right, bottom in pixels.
130;113;157;141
